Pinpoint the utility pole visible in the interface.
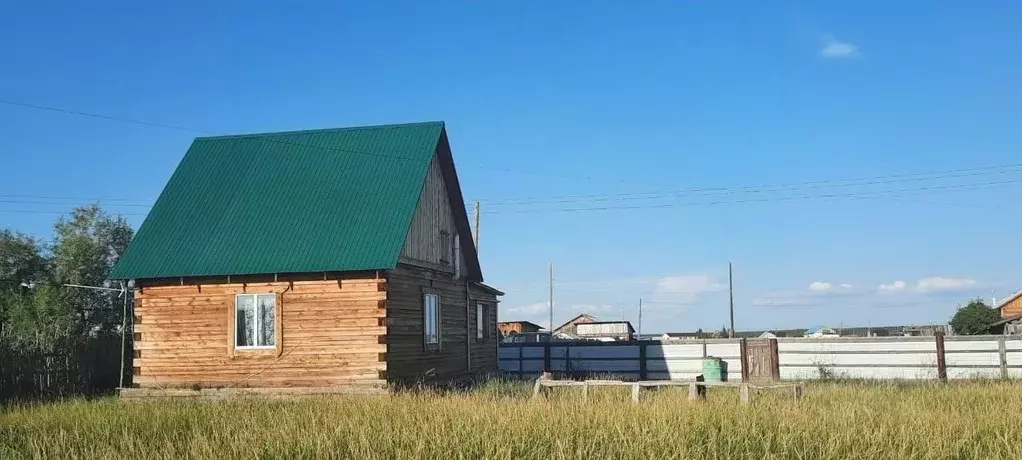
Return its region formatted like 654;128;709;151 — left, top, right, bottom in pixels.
548;263;554;335
728;262;735;338
638;298;643;338
472;201;480;253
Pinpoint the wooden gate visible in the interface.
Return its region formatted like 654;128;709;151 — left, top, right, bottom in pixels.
741;339;779;382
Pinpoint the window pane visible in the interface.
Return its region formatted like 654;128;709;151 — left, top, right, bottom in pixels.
257;294;276;347
424;294;439;344
476;304;483;338
236;295;255;347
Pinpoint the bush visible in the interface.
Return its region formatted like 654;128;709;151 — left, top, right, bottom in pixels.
949;299;1000;335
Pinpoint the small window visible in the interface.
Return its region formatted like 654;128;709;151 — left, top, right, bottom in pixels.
476;303;484;339
439;231;451;266
236;294;276;349
424;294;440;345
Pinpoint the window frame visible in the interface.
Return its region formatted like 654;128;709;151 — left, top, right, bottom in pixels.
233;293;278;351
423;293;441;350
476;302;485;340
438;230;451;266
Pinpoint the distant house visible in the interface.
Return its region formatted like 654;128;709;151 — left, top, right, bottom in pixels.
574;321;635;341
899;325;950;337
987;292;1022;335
554;314;598;337
997;291;1022;319
758;332;778;339
660;332;700;340
110;122;502;393
502;330;574;343
498;321;544;337
805;326;840;338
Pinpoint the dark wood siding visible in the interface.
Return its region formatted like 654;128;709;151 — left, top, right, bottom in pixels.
386;264;498;384
400;154;462;269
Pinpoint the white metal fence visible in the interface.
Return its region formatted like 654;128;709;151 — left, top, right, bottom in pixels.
778;336;1022;380
498;335;1022;381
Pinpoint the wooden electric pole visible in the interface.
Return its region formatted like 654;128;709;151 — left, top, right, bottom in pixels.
638;298;643;338
548;263;554;334
472;201;480;252
728;262;735;338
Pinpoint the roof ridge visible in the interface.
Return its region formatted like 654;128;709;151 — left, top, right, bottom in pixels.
195;121;445;140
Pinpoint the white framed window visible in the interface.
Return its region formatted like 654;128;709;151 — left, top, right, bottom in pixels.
476;303;485;339
453;233;462;278
439;231;451;266
424;294;440;345
235;293;276;349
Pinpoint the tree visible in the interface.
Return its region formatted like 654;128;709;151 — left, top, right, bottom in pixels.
50;205;133;337
0;230;48;343
949;299;1000;335
0;230;48;288
0;206;133;397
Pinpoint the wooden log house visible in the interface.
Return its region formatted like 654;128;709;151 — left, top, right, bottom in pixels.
110;122;502;394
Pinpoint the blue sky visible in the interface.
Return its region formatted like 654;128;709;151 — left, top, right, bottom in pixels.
2;1;1021;333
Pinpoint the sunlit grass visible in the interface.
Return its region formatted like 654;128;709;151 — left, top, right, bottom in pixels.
2;380;1022;459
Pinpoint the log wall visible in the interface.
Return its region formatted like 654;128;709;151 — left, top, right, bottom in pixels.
133;275;387;389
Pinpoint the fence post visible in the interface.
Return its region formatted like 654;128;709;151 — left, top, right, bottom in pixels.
639;342;648;380
770;338;781;381
935;332;947;382
739;338;749;382
518;344;524;374
998;336;1008;379
543;342;552;374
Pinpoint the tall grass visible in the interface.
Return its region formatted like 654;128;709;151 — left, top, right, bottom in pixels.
2;380;1022;459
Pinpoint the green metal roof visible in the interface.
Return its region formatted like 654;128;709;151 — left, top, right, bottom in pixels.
111;121;467;280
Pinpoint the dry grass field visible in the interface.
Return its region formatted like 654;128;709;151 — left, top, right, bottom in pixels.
2;380;1021;459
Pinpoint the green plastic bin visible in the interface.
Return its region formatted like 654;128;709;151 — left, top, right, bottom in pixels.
701;357;728;382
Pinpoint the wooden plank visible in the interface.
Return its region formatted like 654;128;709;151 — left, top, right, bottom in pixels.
739;338;749;382
935;332;947;382
999;336;1008;379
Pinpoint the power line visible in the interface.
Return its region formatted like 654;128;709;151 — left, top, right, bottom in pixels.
478;178;1022;214
0;98;644;183
3;164;1020;212
0;194;153;204
1;177;1017;217
0;199;153;207
480;164;1022;205
5;98;1022;215
0;208;148;216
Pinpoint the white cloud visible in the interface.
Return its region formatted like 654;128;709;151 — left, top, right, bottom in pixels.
506;302;549;316
571;304;614;313
655;275;725;295
809;281;833;292
809;281;853;292
821;36;858;59
916;277;976;293
879;280;907;292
